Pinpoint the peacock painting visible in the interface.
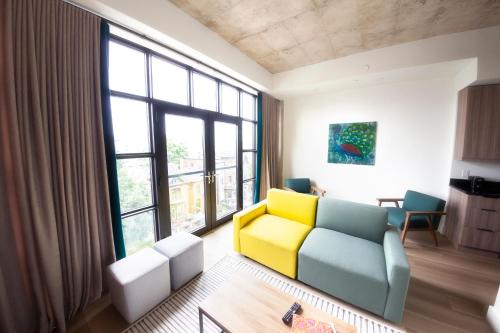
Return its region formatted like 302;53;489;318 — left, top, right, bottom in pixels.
328;122;377;165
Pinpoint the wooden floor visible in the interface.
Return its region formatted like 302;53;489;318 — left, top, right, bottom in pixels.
68;223;500;333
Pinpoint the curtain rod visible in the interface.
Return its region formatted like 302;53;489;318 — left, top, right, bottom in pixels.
63;0;261;93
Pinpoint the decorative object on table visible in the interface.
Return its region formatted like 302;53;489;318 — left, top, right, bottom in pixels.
292;314;335;333
377;190;446;246
282;302;302;325
328;122;377;165
123;256;404;333
284;178;327;196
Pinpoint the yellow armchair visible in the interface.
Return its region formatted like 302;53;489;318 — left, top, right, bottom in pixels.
233;189;318;278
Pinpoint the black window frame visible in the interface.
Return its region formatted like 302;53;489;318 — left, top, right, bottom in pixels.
108;30;259;252
240;93;257;208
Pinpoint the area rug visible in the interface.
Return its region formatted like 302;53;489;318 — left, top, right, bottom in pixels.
123;256;404;333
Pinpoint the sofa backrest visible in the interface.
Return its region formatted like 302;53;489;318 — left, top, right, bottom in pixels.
267;188;319;227
316;198;388;244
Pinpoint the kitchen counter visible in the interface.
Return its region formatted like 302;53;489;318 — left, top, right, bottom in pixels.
450;178;500;199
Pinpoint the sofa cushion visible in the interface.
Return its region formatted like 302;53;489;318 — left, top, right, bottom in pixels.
266;188;319;227
298;228;388;316
387;206;434;229
316;198;388;244
240;213;312;278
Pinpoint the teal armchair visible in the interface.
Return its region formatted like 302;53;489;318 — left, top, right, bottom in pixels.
377;190;446;246
284;178;326;197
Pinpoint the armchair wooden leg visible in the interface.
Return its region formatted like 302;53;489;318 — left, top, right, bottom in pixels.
401;216;411;245
425;216;439;247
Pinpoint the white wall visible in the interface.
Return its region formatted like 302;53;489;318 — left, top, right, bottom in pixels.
451;160;500;181
283;76;456;205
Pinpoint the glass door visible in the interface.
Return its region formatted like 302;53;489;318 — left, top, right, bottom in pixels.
156;105;241;236
211;120;240;226
156;110;211;237
165;114;209;234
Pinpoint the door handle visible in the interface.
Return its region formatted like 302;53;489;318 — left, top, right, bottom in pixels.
204;173;212;184
481;208;497;213
211;172;220;183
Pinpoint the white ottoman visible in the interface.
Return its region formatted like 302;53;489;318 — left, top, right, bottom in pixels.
107;248;171;323
153;232;204;290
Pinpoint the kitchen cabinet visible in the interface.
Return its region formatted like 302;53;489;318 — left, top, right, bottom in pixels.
454;84;500;160
445;187;500;255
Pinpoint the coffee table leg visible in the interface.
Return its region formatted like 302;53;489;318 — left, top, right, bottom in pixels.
199;307;204;332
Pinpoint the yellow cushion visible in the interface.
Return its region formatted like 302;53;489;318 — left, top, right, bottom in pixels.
266;189;319;227
240;214;312;278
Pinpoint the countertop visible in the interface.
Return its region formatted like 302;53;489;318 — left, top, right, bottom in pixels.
450;178;500;199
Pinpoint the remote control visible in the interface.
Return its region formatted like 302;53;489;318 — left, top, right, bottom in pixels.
282;302;301;325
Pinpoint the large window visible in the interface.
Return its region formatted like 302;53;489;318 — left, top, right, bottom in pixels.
241;92;257;208
109;41;157;255
108;27;258;255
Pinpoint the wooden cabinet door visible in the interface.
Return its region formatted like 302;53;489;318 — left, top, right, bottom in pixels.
456;85;500;160
453;88;467;160
444;188;469;247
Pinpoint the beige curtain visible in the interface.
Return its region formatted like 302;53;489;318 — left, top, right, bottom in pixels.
0;1;115;332
259;93;284;199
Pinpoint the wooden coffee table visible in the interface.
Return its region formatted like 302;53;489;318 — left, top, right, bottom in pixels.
198;271;355;333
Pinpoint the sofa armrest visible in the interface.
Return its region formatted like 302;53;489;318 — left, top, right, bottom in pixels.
383;226;410;323
233;200;267;252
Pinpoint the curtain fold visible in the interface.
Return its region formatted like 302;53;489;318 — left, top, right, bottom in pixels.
0;0;115;332
100;21;126;260
258;93;284;200
254;93;263;203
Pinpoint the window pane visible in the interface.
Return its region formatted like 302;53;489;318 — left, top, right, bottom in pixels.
122;210;155;255
165;115;205;176
220;84;238;116
193;72;217;111
109;41;146;96
111;97;150;154
169;174;206;234
215;168;237;219
152;57;189;105
117;158;153;212
214;122;238;218
242;121;255;150
243;152;255;180
241;92;256;120
243;180;255;208
215;122;237;168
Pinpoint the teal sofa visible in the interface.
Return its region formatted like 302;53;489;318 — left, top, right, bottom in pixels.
298;198;410;323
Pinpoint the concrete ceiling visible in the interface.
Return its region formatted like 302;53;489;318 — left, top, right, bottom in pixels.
168;0;500;73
